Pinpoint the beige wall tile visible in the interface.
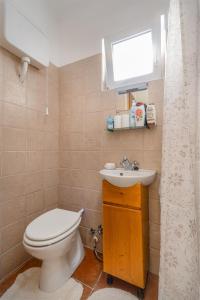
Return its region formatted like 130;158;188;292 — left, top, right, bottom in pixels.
44;170;59;188
2;50;26;106
2;151;26;176
85;112;104;132
149;197;161;225
3;128;27;151
25;172;43;194
44;151;59;170
0;196;26;228
27;151;44;172
79;226;93;249
1;219;26;253
85;92;102;113
3;103;27;128
0;48;60;280
0;101;2;123
0;231;2;255
43;133;59;151
81;209;102;229
44;115;59;132
83;151;102;171
84;131;102;151
26;67;46;112
60;132;85;151
44;186;58;209
26;190;44;215
26;109;44;130
83;189;102;211
48;87;60;118
27;130;44;151
0;174;26;202
143;150;162;172
149;222;160;250
144;126;162;151
59;186;85;209
62;113;85;133
60;95;85;116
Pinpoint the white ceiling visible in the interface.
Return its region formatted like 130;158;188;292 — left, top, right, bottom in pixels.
12;0;170;66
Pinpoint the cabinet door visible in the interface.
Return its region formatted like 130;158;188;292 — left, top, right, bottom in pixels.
103;204;145;288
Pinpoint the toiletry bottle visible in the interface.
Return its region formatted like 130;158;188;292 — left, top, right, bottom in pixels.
107;115;114;130
146;103;156;128
121;112;130;128
135;103;146;127
129;99;136;128
114;112;122;129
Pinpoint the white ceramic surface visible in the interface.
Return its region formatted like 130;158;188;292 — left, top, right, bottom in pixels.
99;168;156;187
23;209;85;292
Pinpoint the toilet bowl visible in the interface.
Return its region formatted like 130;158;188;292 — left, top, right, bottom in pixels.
23;208;85;292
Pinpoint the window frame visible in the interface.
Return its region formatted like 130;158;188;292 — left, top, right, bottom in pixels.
103;19;163;91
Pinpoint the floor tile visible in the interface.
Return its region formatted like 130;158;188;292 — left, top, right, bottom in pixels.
73;248;102;288
81;284;92;300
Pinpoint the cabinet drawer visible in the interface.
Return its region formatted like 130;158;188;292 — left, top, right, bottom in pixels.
102;180;147;209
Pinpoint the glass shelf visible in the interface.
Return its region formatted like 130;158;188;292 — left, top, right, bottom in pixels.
107;126;147;132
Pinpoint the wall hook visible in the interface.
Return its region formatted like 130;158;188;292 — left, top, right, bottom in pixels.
19;56;30;83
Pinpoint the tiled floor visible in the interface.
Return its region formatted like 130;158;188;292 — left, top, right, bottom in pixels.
0;248;158;299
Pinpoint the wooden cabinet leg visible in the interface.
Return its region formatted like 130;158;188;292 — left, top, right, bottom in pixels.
106;274;114;285
137;288;144;299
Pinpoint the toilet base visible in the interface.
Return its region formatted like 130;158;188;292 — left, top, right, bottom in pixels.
39;232;85;292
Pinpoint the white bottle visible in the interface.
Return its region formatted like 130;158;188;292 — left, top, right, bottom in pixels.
114;113;122;129
135;104;146;127
129;100;136;128
121;113;129;128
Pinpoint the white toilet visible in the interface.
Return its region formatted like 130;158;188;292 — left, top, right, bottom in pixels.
23;208;85;292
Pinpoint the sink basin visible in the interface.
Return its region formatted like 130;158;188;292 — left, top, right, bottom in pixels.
99;168;156;188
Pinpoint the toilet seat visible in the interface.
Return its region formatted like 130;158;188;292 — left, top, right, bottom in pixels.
24;208;82;247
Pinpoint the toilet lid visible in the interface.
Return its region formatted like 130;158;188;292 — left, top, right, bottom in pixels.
25;208;81;241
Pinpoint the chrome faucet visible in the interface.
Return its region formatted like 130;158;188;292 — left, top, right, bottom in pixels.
120;156;139;171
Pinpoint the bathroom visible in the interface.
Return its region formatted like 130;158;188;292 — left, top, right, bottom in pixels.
0;0;199;299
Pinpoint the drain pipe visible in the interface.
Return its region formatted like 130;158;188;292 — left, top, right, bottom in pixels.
90;225;103;262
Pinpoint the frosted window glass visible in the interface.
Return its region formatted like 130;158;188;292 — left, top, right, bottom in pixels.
112;31;154;82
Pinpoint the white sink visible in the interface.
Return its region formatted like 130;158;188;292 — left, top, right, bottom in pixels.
99;168;156;188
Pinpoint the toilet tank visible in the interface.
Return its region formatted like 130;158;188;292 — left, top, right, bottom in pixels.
0;0;49;68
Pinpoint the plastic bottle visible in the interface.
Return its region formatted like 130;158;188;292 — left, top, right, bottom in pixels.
135;103;146;127
129;99;136;128
106;115;114;130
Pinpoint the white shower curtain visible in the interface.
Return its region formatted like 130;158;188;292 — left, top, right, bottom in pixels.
159;0;200;299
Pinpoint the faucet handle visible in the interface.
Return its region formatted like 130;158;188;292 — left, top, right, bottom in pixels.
132;160;139;170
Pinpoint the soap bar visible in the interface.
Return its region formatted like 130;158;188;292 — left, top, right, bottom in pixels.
104;163;116;170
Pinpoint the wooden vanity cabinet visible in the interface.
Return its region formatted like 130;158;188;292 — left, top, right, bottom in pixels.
102;180;149;289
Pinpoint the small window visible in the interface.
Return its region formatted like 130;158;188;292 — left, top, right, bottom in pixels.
102;17;165;91
112;31;153;82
